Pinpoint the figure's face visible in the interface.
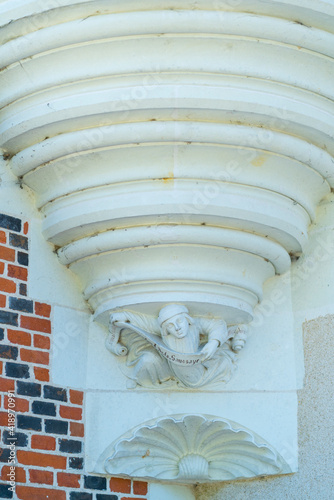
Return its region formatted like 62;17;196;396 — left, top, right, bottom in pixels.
165;314;189;338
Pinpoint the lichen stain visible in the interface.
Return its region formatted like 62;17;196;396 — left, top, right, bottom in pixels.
251;155;267;167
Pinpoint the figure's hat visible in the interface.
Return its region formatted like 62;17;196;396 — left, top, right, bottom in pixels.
158;304;189;327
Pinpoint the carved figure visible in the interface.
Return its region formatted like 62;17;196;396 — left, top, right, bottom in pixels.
106;304;247;389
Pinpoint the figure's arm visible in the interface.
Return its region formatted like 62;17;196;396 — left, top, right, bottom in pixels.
197;317;229;360
198;317;229;345
110;310;160;335
107;310;160;356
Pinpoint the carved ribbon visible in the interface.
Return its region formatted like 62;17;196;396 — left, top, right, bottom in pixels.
111;321;203;366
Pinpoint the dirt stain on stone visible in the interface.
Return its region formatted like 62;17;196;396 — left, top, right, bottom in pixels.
251;155;267;167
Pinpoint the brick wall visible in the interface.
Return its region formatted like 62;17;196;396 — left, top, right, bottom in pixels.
0;214;148;500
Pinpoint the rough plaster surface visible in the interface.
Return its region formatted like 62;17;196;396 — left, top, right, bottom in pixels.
195;314;334;500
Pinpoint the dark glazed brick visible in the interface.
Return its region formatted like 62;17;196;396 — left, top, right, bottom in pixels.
59;439;82;454
2;430;28;447
17;252;28;266
0;311;18;327
84;476;107;490
0;345;18;360
0;448;13;463
69;457;83;470
44;385;67;402
16;381;41;397
0;483;13;498
9;297;33;313
70;493;92;500
0;328;4;341
17;415;41;431
9;233;28;250
45;419;68;435
96;496;118;500
5;362;29;379
0;214;21;233
32;400;56;416
19;283;27;296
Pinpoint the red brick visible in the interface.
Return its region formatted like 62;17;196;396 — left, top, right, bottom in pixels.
16;486;66;500
34;334;50;350
20;348;49;365
8;264;28;281
121;498;145;500
0;361;2;375
20;316;51;333
57;472;80;488
59;405;82;421
0;294;5;307
4;395;29;413
35;302;51;318
133;481;148;495
29;469;53;485
17;450;66;469
0;262;4;274
23;222;29;235
0;277;16;293
0;231;6;244
69;389;83;405
34;367;50;382
0;377;15;392
0;412;10;426
110;477;131;493
31;435;56;451
70;422;84;438
0;465;26;483
0;245;15;262
7;329;31;346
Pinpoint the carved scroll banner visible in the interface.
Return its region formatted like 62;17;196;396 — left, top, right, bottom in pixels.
105;323;128;357
111;321;203;366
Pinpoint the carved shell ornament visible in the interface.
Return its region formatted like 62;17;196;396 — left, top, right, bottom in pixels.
103;415;291;483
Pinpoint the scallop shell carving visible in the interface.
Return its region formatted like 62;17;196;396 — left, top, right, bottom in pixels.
104;414;291;483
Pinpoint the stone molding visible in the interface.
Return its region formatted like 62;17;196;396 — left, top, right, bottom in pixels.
1;1;333;326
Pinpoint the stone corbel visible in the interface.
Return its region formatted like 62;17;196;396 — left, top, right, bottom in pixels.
1;2;333;343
